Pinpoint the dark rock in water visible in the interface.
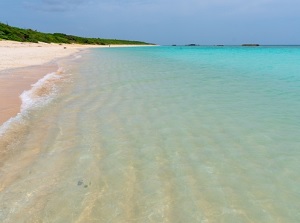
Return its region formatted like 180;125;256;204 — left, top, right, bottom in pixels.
216;45;224;46
172;44;177;46
242;44;259;46
77;180;83;186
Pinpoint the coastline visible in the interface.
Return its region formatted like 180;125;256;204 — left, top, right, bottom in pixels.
0;40;155;72
0;40;155;126
0;64;59;125
0;40;97;127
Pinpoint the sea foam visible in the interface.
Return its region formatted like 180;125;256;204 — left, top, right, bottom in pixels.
20;69;64;112
0;68;66;137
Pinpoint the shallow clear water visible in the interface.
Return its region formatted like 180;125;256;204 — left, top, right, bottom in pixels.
0;46;300;222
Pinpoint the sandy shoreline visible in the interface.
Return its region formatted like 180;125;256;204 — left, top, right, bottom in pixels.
0;40;153;72
0;40;100;72
0;40;154;126
0;40;99;126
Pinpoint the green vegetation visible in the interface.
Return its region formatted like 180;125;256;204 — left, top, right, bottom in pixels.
0;22;151;45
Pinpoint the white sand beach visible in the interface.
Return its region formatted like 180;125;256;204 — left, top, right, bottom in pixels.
0;41;101;125
0;40;153;71
0;40;100;71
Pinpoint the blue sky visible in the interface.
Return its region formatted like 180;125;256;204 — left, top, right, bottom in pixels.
1;0;299;45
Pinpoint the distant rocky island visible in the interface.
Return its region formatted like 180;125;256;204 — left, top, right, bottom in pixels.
170;44;261;47
242;44;260;46
186;44;201;46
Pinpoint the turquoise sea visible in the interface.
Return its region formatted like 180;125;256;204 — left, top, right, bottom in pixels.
0;46;300;222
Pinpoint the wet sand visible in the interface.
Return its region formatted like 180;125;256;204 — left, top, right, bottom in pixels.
0;64;58;125
0;40;98;126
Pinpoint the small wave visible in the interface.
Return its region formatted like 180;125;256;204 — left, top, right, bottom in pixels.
0;68;68;146
20;68;65;112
